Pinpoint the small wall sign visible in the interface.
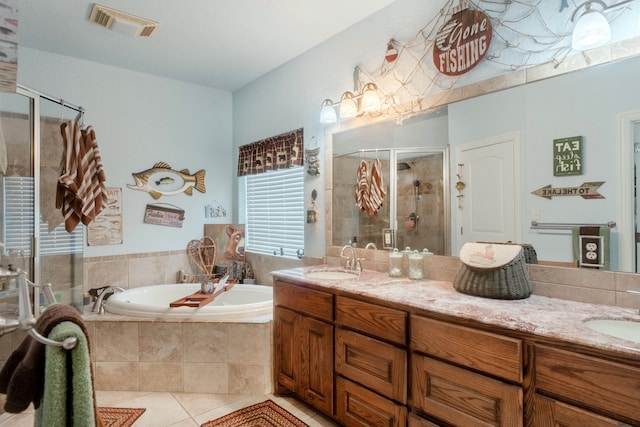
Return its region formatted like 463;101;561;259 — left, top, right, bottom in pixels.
432;5;492;76
531;181;605;199
553;136;583;176
144;204;185;228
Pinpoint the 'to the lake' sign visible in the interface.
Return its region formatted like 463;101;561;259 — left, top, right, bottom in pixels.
531;181;605;199
433;6;492;76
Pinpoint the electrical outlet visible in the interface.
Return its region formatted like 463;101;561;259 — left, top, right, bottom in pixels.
531;208;540;221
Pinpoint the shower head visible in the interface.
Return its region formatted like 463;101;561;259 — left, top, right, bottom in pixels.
397;162;411;171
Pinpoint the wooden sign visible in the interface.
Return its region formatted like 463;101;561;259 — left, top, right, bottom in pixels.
553;136;583;176
432;5;492;76
144;204;185;228
531;181;605;199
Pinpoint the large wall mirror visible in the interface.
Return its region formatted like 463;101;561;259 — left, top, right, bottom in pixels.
331;109;450;254
327;50;640;273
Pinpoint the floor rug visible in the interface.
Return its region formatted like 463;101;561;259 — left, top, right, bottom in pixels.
201;400;309;427
98;407;146;427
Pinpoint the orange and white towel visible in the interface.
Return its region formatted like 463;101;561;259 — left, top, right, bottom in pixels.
56;121;107;233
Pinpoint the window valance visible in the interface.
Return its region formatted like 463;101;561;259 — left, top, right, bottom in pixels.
237;128;303;177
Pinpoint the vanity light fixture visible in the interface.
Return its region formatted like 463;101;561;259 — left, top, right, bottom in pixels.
571;0;634;50
319;99;337;124
319;82;382;124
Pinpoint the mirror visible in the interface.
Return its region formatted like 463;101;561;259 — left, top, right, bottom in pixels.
328;52;640;272
331;109;450;254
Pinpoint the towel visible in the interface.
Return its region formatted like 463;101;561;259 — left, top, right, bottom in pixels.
0;304;102;426
34;321;96;427
572;226;610;270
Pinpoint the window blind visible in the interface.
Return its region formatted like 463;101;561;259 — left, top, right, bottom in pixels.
245;167;304;258
2;176;83;256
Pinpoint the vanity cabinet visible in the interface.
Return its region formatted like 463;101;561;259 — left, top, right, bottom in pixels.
335;296;408;426
273;272;640;427
532;344;640;426
273;280;334;416
410;315;524;426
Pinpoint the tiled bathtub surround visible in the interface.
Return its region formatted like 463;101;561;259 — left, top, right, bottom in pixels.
83;315;272;394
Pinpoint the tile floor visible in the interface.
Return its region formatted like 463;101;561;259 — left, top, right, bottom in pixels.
0;391;339;427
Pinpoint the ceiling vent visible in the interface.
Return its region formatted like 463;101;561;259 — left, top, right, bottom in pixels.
89;4;158;37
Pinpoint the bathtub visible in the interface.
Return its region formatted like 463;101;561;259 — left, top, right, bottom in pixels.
104;283;273;320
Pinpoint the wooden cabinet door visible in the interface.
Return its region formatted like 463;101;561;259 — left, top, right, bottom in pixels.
532;394;633;427
274;306;299;394
300;314;334;415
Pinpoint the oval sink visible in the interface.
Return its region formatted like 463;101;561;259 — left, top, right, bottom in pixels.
305;270;358;280
583;319;640;343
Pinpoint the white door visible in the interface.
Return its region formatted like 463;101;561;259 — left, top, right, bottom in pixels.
456;132;520;251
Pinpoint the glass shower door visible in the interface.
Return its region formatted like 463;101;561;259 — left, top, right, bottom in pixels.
38;97;84;307
0;90;33;298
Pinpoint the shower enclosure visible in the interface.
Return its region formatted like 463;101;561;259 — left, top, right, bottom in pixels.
0;86;84;311
332;147;449;254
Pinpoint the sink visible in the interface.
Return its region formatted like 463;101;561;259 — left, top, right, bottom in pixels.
305;270;359;280
583;319;640;343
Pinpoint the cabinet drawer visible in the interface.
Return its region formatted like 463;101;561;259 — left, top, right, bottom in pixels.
532;393;633;426
412;353;523;427
535;344;640;423
411;315;522;383
336;296;407;345
274;280;333;321
408;413;440;427
336;327;407;403
336;376;407;427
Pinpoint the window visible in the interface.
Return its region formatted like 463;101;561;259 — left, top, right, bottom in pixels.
2;176;83;256
245;167;304;258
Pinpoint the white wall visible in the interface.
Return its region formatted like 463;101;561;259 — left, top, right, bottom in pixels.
18;47;233;257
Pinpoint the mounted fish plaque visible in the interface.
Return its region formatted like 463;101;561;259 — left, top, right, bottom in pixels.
127;162;206;199
144;204;185;228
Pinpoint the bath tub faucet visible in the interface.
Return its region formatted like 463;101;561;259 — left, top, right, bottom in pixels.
92;286;125;314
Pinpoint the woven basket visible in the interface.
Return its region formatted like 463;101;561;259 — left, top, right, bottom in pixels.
453;247;532;300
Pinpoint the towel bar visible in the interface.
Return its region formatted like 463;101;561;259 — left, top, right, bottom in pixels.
530;220;616;230
16;272;77;349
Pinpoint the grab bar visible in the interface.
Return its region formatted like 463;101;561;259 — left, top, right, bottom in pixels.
530;220;616;230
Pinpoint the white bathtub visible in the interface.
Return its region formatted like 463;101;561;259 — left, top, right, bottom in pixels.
104;283;273;320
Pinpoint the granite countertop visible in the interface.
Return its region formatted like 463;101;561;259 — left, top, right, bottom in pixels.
272;266;640;358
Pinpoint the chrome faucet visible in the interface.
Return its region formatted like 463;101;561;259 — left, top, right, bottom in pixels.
365;242;377;250
340;245;356;270
92;286;125;314
340;245;364;272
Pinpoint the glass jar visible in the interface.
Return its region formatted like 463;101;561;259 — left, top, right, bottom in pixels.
408;250;425;280
401;247;412;278
388;248;403;278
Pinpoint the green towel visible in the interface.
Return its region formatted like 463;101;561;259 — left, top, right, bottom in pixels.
34;321;96;427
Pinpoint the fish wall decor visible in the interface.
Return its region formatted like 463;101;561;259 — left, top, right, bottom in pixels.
127;162;206;199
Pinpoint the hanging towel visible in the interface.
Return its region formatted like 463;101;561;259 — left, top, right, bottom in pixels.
56;121;107;232
34;321;97;427
369;158;386;217
572;226;610;270
0;304;101;426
